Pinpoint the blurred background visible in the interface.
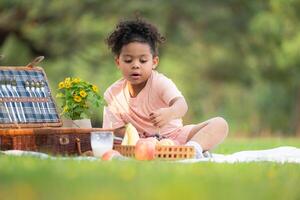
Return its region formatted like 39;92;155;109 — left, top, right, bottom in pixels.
0;0;300;137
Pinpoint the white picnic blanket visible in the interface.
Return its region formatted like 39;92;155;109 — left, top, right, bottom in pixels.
0;150;98;161
1;146;300;164
179;146;300;164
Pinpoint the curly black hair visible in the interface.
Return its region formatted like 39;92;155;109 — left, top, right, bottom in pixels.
106;18;165;56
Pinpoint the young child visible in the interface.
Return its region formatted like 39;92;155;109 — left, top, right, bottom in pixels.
103;18;228;158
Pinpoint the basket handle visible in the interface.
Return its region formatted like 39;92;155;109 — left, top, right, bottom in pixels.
75;137;83;155
26;56;45;68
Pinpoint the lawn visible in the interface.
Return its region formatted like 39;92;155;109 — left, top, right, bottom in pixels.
0;137;300;200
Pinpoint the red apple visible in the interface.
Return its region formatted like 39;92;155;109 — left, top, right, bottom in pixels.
101;150;121;161
134;138;157;161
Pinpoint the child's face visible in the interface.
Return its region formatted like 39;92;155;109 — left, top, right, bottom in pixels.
115;42;158;86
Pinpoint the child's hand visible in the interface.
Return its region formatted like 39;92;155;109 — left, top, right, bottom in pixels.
149;108;173;128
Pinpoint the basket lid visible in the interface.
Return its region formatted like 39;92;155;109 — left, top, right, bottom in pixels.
0;57;62;128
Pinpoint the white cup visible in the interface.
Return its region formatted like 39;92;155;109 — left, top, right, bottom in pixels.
91;131;113;157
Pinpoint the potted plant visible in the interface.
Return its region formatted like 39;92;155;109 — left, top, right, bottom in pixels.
56;77;104;128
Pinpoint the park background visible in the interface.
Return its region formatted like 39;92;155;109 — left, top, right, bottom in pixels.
1;0;300;137
1;1;300;200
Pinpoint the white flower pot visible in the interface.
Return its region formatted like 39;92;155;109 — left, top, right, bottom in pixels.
62;119;92;128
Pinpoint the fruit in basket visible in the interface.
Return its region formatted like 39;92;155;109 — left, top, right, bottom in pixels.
134;138;157;160
101;150;121;161
157;139;175;146
121;123;140;145
145;137;159;145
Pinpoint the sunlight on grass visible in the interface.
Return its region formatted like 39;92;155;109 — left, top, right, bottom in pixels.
0;138;300;200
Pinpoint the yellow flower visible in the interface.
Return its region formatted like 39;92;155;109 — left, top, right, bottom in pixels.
63;105;68;112
65;77;71;83
65;82;71;89
64;77;72;88
73;95;82;102
92;85;99;92
58;82;65;89
72;78;80;84
79;90;87;98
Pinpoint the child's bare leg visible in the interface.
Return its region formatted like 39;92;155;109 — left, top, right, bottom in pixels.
186;117;228;151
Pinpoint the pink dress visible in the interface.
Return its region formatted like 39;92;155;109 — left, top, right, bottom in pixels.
102;70;195;144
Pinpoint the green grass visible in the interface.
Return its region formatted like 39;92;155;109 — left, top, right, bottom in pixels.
0;137;300;200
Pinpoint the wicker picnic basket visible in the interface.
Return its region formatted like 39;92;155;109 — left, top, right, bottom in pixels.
113;145;195;160
0;56;112;155
0;128;114;155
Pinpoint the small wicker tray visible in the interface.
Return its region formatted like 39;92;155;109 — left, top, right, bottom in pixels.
113;145;195;160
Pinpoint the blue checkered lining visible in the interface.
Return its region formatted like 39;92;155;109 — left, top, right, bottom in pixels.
0;69;60;123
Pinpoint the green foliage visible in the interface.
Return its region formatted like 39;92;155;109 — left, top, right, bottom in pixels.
1;0;300;134
1;34;32;65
